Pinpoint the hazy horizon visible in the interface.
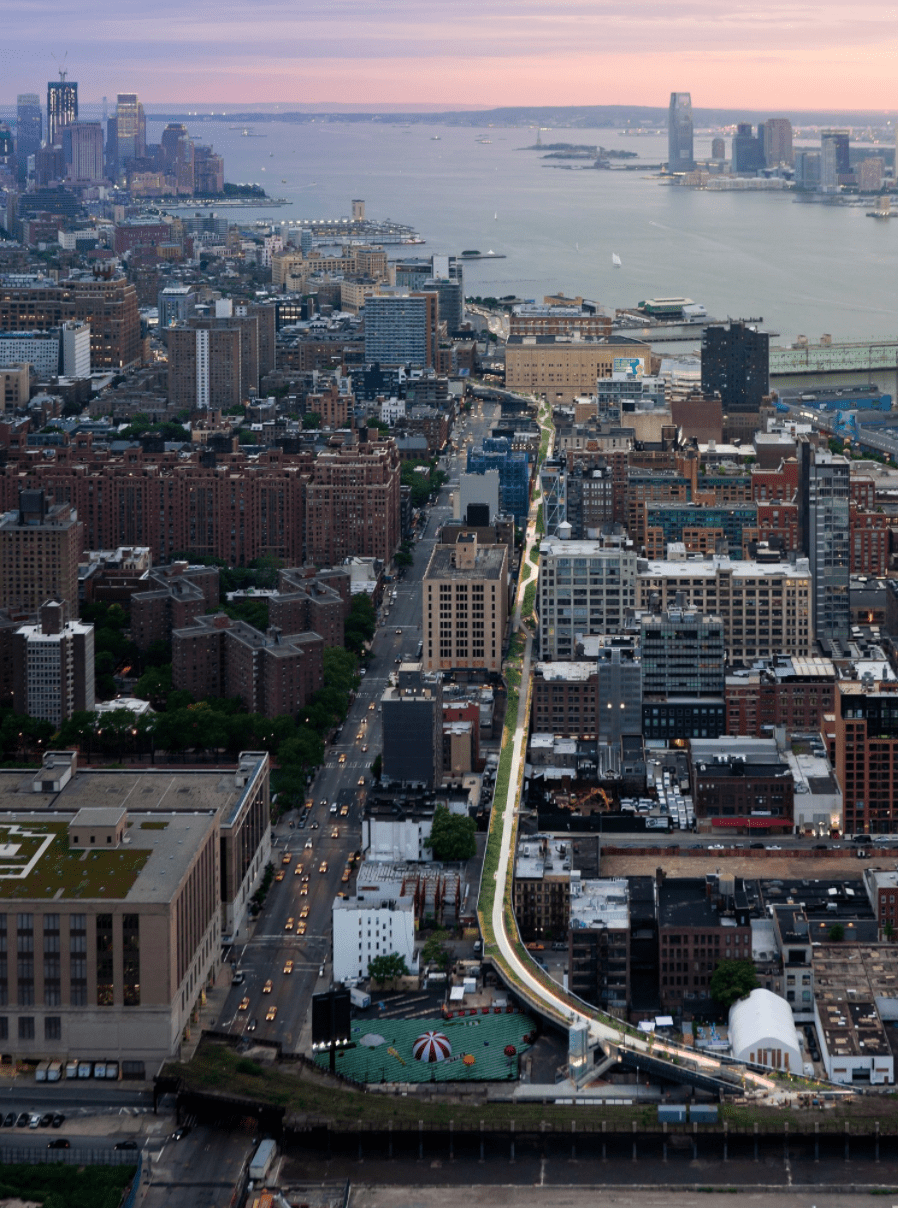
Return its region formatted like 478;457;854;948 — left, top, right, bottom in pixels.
4;0;898;111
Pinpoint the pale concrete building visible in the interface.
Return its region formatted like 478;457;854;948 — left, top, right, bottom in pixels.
505;335;655;404
332;886;416;983
0;750;271;1073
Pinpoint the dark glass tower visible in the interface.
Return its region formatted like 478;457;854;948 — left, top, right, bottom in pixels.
700;321;769;413
16;94;42;184
668;92;694;171
47;80;78;148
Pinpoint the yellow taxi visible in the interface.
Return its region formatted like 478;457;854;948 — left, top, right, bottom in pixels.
238;996;250;1011
297;921;307;935
319;860;328;873
281;852;291;866
262;979;273;994
275;870;285;882
340;804;349;816
284;917;294;931
283;959;294;974
265;1006;277;1022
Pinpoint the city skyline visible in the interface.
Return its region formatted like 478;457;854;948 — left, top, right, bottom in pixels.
3;0;898;109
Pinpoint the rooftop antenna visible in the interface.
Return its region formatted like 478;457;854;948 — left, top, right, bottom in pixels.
51;52;69;82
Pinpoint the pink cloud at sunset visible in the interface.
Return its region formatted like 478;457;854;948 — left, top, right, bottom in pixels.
2;0;897;108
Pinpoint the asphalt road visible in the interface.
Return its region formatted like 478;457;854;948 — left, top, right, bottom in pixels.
215;402;500;1050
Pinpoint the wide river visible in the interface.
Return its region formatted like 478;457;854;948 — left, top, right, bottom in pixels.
148;119;897;347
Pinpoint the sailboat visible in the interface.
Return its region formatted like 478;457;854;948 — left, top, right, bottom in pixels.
494;212;497;220
612;252;622;268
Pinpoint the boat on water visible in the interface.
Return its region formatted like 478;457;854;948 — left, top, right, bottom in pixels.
612;253;622;268
430;136;441;141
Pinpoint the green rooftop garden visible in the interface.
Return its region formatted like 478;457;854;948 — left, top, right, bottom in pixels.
0;823;150;900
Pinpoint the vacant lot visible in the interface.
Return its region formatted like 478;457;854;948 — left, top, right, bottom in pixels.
600;852;866;880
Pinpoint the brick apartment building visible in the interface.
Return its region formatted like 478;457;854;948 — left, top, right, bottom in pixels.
304;439;401;566
131;561;221;651
658;874;752;1012
833;679;898;836
268;566;350;649
0;444;312;566
172;614;324;717
725;656;836;737
0;274;141;369
0;490;82;618
689;737;795;832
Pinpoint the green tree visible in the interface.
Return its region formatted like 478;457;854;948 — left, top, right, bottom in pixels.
884;921;895;942
709;959;759;1011
421;928;451;971
426;804;476;861
302;411;322;429
367;952;409;985
344;595;376;655
133;664;172;710
828;924;846;942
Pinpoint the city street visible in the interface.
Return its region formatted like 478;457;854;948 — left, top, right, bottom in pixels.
214;401;500;1050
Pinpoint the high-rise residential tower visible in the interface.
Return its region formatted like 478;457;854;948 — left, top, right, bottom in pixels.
15;94;42;183
667;92;694;172
700;321;769;414
821;129;850;191
799;443;850;649
47;79;78;147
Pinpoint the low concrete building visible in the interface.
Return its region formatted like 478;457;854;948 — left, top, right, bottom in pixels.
332;886;416;983
569;878;630;1013
813;946;897;1085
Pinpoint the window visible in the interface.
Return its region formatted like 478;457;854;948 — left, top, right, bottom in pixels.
44;1016;61;1041
18;1017;34;1041
123;915;140;1007
96;914;114;1007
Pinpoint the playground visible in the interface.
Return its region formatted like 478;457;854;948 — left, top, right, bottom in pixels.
315;1010;536;1084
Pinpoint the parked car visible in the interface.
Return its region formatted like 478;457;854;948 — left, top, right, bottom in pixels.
48;1138;70;1149
114;1140;138;1151
2;1112;14;1127
51;1113;65;1128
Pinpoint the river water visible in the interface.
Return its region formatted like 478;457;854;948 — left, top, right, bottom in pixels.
148;119;898;348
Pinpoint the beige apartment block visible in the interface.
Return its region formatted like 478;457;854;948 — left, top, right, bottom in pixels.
636;555;813;663
422;533;508;674
505;336;656;404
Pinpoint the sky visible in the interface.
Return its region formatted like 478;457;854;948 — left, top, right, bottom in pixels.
3;0;898;110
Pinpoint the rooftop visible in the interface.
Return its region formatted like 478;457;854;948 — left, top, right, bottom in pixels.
0;810;214;902
425;544;507;581
813;946;898;1058
570;878;630;930
638;556;812;580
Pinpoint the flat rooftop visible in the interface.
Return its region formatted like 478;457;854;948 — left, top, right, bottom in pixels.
0;760;265;831
639;557;811;580
813;946;898;1059
425;545;506;581
0;811;215;902
533;662;596;682
570;878;630;930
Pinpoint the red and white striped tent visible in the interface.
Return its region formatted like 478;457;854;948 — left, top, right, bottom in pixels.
412;1030;452;1063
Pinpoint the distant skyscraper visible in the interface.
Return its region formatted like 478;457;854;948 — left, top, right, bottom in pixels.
700;321;769;414
711;137;726;160
763;118;793;167
63;121;104;182
47;79;78;147
667;92;694;172
160;123;188;168
110;93;145;177
732;123;765;174
821;129;850;191
15;94;42;184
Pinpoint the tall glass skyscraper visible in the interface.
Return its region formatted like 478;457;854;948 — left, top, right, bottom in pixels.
799;443;850;648
16;94;42;184
47;80;78;148
668;92;694;172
